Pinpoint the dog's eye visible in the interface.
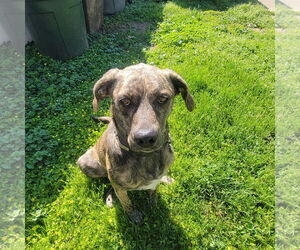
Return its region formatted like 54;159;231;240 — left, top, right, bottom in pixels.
157;95;169;104
120;98;131;106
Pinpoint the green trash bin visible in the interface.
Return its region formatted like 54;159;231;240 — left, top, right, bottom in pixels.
26;0;89;60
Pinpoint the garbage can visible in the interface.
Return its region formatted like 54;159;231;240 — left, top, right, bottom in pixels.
83;0;103;34
103;0;125;15
26;0;89;60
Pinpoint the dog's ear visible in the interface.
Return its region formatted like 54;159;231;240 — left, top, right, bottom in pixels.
164;69;195;111
93;68;120;112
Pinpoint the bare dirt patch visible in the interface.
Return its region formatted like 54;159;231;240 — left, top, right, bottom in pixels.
251;28;264;32
129;22;150;33
275;28;286;33
103;21;150;34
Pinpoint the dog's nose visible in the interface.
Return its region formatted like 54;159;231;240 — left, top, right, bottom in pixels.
134;129;158;147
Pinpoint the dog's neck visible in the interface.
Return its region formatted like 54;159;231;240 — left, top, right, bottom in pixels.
112;118;171;154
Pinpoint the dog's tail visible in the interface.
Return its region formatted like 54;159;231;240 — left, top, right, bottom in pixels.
91;116;112;124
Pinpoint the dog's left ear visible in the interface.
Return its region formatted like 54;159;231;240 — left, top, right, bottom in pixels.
93;68;120;112
164;69;195;111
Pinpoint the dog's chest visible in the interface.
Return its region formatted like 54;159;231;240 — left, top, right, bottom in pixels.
135;178;161;190
110;151;170;190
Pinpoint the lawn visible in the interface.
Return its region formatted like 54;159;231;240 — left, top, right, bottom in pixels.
25;0;275;248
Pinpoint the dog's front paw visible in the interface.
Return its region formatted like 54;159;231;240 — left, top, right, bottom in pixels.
160;176;175;185
128;210;143;225
106;192;114;208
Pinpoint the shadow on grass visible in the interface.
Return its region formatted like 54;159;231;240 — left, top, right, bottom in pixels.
115;191;190;249
85;177;190;248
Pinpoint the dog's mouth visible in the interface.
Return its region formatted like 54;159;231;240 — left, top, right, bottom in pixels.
127;136;163;154
131;146;161;153
128;143;163;154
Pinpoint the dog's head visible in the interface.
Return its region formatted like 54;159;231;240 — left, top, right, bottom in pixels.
93;63;195;153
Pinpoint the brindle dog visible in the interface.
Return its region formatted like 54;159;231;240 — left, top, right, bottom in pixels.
77;63;195;224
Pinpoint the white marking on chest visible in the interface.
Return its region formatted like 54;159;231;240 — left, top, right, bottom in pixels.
135;179;161;190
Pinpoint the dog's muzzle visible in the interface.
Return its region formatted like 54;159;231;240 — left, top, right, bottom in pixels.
116;131;172;154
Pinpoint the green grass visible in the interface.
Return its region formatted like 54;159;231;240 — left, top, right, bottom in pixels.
25;0;274;248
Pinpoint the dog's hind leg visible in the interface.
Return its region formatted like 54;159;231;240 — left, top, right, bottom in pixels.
77;147;107;178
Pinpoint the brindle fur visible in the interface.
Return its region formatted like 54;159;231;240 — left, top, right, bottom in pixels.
77;63;195;224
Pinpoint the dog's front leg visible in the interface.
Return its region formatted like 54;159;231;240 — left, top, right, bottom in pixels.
113;186;132;211
113;185;143;225
106;156;143;224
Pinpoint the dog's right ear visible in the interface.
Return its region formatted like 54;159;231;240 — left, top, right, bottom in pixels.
163;69;195;112
93;68;119;112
